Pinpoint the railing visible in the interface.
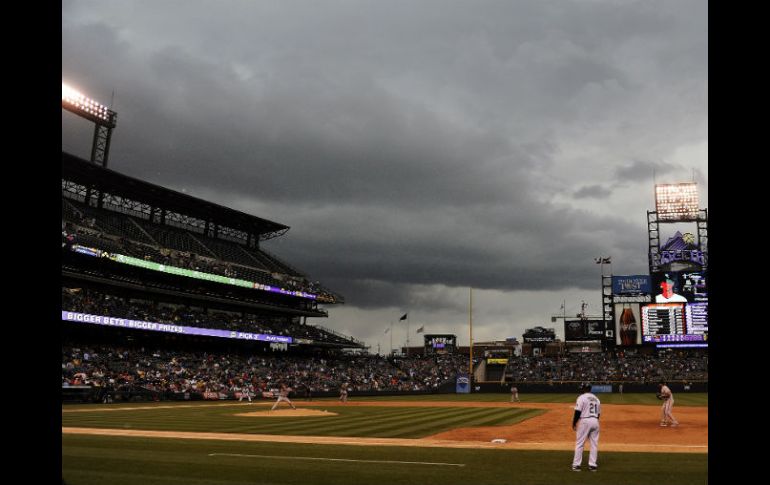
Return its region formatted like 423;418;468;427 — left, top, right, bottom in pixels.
313;324;365;346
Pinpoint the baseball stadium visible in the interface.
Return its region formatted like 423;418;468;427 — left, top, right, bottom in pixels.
61;86;708;485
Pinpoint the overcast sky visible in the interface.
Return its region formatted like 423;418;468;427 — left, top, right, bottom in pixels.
62;0;707;352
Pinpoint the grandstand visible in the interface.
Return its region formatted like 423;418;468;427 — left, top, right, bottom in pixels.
61;148;365;400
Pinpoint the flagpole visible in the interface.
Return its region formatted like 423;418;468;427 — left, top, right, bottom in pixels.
406;315;410;357
390;321;393;356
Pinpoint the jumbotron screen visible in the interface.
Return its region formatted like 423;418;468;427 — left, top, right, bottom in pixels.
642;271;708;344
651;271;707;304
424;335;456;354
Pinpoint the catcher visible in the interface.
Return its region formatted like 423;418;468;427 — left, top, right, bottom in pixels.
657;382;679;427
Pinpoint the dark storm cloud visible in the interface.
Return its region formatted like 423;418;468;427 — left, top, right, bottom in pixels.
258;202;645;310
614;160;679;183
573;185;612;199
62;1;707;343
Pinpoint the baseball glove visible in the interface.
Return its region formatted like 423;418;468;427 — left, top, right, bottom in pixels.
656;394;663;400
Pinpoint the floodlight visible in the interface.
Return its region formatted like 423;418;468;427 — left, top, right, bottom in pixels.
655;183;699;221
62;83;116;127
62;82;118;167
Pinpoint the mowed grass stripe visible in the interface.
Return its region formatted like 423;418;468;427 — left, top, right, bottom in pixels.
62;404;540;439
358;408;488;438
335;407;476;437
221;407;440;436
232;406;520;438
271;408;433;436
234;407;481;437
430;407;541;430
384;407;520;438
63;411;209;432
64;405;474;437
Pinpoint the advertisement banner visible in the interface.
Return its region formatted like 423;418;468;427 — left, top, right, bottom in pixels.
456;374;470;394
612;275;651;295
614;303;642;346
565;319;604;341
72;245;318;300
590;385;613;393
564;320;585;340
61;311;293;343
486;358;509;365
585;320;604;338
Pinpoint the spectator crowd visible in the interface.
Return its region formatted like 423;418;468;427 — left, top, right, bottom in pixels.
62;342;470;398
503;350;707;383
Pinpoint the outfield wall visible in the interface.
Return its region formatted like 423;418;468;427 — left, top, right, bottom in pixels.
62;380;707;404
473;381;708;394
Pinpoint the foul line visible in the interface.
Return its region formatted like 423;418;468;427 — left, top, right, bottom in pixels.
208;452;465;466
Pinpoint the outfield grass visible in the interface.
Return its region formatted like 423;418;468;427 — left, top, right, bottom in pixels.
62;394;708;484
63;402;545;438
321;392;709;406
62;434;708;485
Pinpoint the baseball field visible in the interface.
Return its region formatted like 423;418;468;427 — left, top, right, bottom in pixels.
62;393;708;485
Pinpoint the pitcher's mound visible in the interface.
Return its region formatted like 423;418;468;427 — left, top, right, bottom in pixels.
234;409;338;418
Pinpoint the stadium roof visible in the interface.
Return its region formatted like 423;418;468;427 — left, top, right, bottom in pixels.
62;151;289;241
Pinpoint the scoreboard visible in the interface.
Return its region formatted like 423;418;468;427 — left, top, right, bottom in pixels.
424;334;456;354
641;302;708;343
642;303;686;338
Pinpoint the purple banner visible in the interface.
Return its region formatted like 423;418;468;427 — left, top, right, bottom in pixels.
643;334;705;343
61;311;293;343
656;343;708;348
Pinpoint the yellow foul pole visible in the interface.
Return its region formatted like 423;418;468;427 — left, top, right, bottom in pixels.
469;287;473;388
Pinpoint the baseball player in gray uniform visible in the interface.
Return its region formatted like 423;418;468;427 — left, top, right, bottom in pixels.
271;384;297;411
658;382;679;426
571;383;600;471
510;386;520;402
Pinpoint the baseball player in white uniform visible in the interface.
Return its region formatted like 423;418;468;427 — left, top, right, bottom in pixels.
271;384;297;411
339;384;349;403
572;383;600;471
238;384;253;403
658;382;679;426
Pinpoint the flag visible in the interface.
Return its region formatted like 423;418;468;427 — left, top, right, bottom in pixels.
399;313;408;321
383;328;390;334
560;303;564;310
416;326;424;333
603;257;611;264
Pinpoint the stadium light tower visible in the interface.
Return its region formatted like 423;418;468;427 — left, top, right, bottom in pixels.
62;83;118;168
648;182;707;274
